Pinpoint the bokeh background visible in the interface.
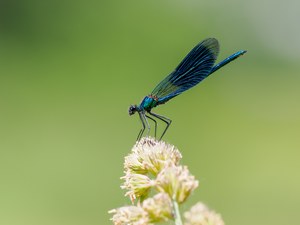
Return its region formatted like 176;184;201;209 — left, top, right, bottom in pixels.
1;0;299;225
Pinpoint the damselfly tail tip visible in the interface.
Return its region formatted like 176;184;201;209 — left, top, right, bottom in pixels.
241;50;247;55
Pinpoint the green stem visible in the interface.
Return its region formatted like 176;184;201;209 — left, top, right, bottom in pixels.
173;199;183;225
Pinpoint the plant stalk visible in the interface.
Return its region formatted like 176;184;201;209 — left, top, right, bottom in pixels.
173;199;183;225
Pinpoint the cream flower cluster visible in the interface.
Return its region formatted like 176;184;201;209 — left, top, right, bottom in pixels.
109;137;225;225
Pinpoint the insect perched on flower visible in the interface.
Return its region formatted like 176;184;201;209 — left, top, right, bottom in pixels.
129;38;246;141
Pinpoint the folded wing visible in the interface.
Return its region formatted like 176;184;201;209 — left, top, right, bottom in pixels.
151;38;219;104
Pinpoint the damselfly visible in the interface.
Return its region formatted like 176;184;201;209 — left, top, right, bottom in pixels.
129;38;246;141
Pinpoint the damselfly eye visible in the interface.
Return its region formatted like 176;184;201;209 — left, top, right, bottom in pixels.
128;105;137;116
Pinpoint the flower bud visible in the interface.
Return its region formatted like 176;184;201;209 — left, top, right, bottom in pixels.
121;173;155;202
142;193;173;222
124;137;182;176
156;165;199;203
184;202;225;225
109;206;151;225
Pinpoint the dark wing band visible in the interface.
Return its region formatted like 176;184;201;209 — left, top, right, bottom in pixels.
151;38;219;104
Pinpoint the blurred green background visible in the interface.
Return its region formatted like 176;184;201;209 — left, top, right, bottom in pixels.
0;0;299;225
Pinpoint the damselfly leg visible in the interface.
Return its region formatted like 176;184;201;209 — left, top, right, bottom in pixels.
137;113;146;141
137;112;152;141
145;114;157;138
148;111;172;140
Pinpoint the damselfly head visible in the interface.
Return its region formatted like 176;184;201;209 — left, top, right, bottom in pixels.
128;105;138;116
